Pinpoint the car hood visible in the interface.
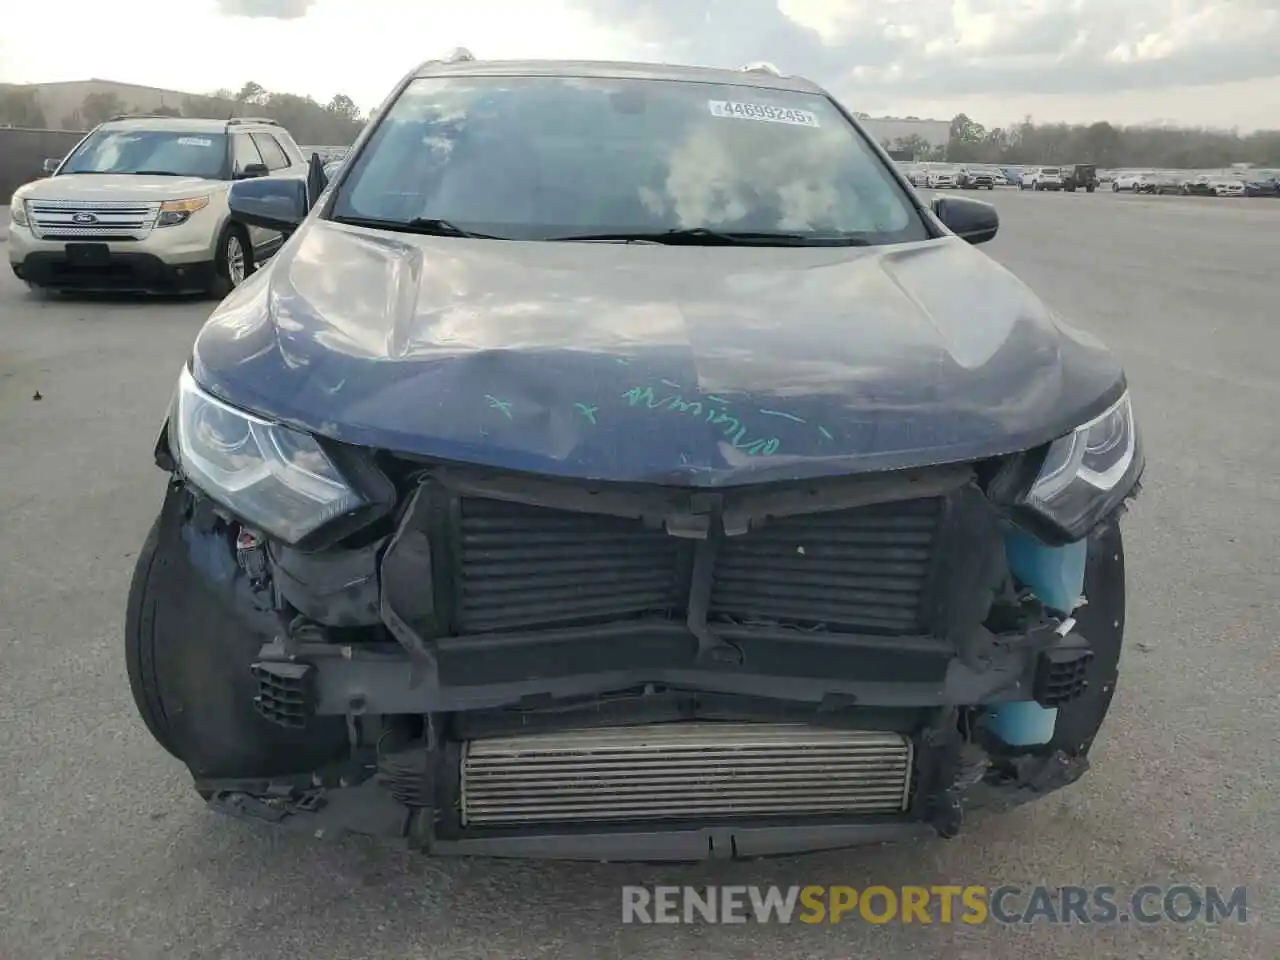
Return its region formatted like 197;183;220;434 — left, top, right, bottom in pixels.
190;219;1123;487
18;173;222;202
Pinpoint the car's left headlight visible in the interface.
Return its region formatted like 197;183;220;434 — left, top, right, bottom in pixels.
10;197;29;227
170;366;366;544
1023;390;1143;541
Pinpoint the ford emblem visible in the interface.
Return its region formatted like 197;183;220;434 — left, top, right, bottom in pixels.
71;212;98;224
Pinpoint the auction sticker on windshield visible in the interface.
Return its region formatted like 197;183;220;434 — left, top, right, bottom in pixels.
708;100;820;128
177;137;213;147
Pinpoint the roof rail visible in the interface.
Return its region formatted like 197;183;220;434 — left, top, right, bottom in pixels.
107;113;179;121
227;116;281;126
739;61;783;76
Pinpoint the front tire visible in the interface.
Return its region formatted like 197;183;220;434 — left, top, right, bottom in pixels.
208;224;254;298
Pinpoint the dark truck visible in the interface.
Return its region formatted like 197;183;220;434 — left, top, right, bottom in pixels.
125;54;1144;861
1062;163;1098;192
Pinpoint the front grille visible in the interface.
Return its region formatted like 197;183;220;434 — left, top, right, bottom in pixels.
27;199;160;240
710;499;940;634
454;497;686;633
459;722;913;826
452;495;942;636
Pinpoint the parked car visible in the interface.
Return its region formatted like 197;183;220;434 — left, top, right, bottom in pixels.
926;166;960;188
1061;163;1097;192
1210;176;1247;197
1144;172;1183;195
956;166;996;190
7;115;310;295
1242;171;1279;197
1022;166;1064;191
1181;173;1217;196
125;53;1144;862
1111;171;1151;192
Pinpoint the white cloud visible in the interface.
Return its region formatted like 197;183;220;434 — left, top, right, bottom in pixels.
1;0;1278;129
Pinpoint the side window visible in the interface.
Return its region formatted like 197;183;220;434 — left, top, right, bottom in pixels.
232;133;264;174
251;132;290;171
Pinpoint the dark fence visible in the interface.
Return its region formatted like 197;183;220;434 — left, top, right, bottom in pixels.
0;127;88;200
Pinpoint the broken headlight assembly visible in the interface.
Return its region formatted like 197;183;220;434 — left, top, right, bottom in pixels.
1023;389;1143;541
169;366;367;544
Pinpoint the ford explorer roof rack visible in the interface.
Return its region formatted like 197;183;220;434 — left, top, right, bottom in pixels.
226;117;281;126
739;61;783;76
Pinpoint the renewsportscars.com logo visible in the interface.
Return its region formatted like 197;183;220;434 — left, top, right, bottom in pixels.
621;885;1249;925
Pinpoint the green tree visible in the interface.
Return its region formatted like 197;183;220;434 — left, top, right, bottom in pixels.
0;87;48;128
80;91;127;125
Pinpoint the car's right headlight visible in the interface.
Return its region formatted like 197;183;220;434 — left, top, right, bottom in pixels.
10;198;29;228
169;366;366;544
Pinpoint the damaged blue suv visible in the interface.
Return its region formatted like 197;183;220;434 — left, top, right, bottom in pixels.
125;53;1144;860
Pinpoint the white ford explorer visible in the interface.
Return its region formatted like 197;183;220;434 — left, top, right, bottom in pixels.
8;115;309;296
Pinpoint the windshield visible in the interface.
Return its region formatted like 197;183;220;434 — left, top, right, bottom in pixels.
60;129;229;178
331;75;928;245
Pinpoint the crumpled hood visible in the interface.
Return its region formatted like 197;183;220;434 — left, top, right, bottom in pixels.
18;174;220;202
191;219;1123;486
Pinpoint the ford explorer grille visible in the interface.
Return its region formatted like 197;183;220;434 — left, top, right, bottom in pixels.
27;199;160;241
459;723;913;826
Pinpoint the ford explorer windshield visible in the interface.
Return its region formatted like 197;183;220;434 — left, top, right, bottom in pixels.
60;130;229;178
331;75;929;245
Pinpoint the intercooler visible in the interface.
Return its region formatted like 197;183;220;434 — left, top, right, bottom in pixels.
458;723;913;826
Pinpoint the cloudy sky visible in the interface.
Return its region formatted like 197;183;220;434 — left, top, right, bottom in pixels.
2;0;1278;130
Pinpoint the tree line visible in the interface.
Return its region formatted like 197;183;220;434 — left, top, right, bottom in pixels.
5;81;1280;169
0;81;366;146
893;113;1280;170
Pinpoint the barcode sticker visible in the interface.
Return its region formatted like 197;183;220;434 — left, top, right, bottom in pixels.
708;100;820;128
177;137;214;147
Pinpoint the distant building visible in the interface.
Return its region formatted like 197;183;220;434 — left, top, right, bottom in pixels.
3;79;235;130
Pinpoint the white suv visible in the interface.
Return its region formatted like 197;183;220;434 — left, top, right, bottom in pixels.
1022;167;1063;191
8;115;308;295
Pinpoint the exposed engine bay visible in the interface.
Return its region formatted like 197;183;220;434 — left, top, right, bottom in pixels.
128;448;1131;860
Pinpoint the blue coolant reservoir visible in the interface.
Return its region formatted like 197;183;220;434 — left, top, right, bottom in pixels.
1002;528;1088;615
986;528;1090;746
986;700;1059;746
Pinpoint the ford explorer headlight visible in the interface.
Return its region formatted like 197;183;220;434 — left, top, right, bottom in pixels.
170;366;366;543
1024;390;1143;540
10;199;28;227
157;195;210;227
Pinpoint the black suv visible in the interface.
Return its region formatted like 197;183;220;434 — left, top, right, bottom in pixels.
125;53;1144;861
1062;163;1098;192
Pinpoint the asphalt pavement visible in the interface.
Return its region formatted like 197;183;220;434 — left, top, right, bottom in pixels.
1;190;1277;960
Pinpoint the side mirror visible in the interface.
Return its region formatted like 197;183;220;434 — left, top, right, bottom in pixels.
228;176;309;234
306;152;328;202
236;162;270;180
42;158;61;175
931;196;999;245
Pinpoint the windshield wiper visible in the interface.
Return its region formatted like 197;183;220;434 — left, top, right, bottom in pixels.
330;215;505;239
130;170;188;177
548;227;871;246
